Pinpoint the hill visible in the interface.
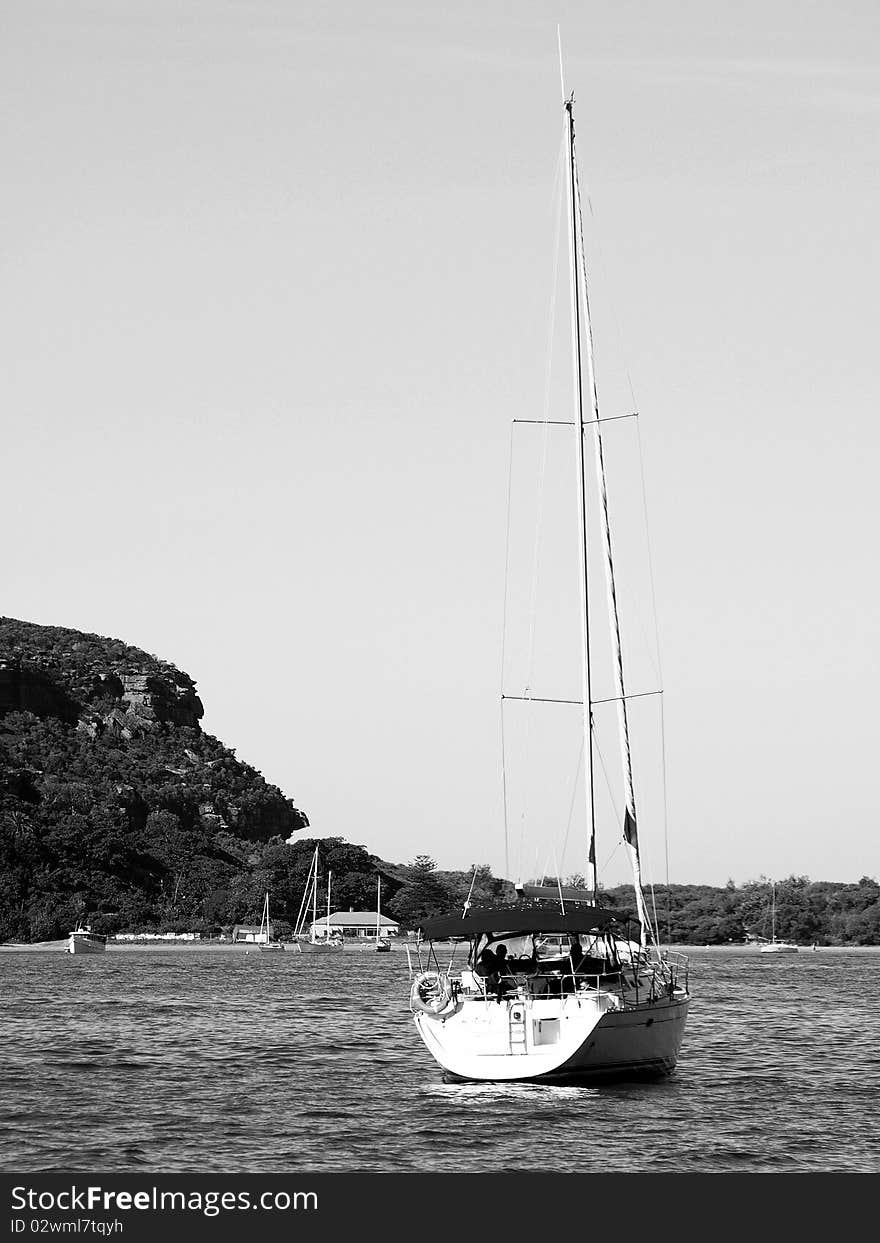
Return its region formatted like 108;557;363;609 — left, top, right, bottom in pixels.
0;617;308;940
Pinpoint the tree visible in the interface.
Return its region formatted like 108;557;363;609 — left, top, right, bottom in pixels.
388;856;453;928
435;865;507;911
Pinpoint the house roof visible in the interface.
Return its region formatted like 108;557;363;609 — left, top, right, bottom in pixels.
311;912;399;929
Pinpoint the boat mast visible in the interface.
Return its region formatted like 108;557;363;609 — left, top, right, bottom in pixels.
327;869;332;939
312;848;318;941
292;850;314;938
376;876;381;941
564;92;598;900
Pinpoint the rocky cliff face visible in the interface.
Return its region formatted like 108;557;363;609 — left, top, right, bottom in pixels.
0;615;306;843
121;673;203;728
0;618;310;942
0;618;203;736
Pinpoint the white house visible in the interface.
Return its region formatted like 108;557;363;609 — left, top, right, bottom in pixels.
309;911;400;940
232;924;268;944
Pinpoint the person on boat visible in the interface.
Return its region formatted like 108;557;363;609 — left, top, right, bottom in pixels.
474;943;500;977
474;942;512;1001
490;944;514;1001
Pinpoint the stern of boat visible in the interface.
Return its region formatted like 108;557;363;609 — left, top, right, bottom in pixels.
410;947;690;1084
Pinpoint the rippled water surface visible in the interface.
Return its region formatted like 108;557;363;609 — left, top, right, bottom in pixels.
2;946;879;1173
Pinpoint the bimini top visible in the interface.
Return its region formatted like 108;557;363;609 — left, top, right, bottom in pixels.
419;904;631;941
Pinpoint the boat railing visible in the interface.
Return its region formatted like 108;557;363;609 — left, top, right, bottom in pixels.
452;955;688;1006
652;949;689;994
640;946;692;995
455;967;623;1002
410;943;690;1003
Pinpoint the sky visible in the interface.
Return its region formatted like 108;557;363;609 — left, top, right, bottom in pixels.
2;0;878;888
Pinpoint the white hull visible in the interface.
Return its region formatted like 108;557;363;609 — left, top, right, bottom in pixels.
759;941;799;954
415;990;689;1084
67;933;107;955
297;940;344;953
258;943;286;952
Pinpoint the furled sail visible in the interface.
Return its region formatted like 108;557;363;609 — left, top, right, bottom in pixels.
569;110;653;948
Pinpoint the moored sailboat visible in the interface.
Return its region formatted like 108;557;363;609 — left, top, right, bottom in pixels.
294;846;344;953
375;876;391;952
407;83;689;1084
759;882;800;954
257;892;285;951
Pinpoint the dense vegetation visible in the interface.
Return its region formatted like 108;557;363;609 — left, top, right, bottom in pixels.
383;867;880;947
0;617;308;941
2;618;878;946
600;875;880;947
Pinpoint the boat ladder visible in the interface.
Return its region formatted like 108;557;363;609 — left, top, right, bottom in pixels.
508;1003;528;1055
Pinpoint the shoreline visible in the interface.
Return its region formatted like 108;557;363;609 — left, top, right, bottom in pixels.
0;938;419;953
1;940;875;954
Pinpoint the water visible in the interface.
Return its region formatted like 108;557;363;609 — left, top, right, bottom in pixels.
2;946;879;1173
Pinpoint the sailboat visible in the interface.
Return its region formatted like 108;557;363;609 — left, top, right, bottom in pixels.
257;892;285;951
293;846;345;953
375;876;391;952
759;881;799;954
407;85;690;1083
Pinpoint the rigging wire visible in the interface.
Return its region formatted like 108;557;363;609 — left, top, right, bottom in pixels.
553;845;566;913
557;734;584;880
580;244;662;686
592;718;659;944
461;865;479;918
577;156;671;943
592;719;623;829
517;148;564;879
500;423;516;881
572;146;646;931
635;414;673;940
504;126;567;884
659;698;672;946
